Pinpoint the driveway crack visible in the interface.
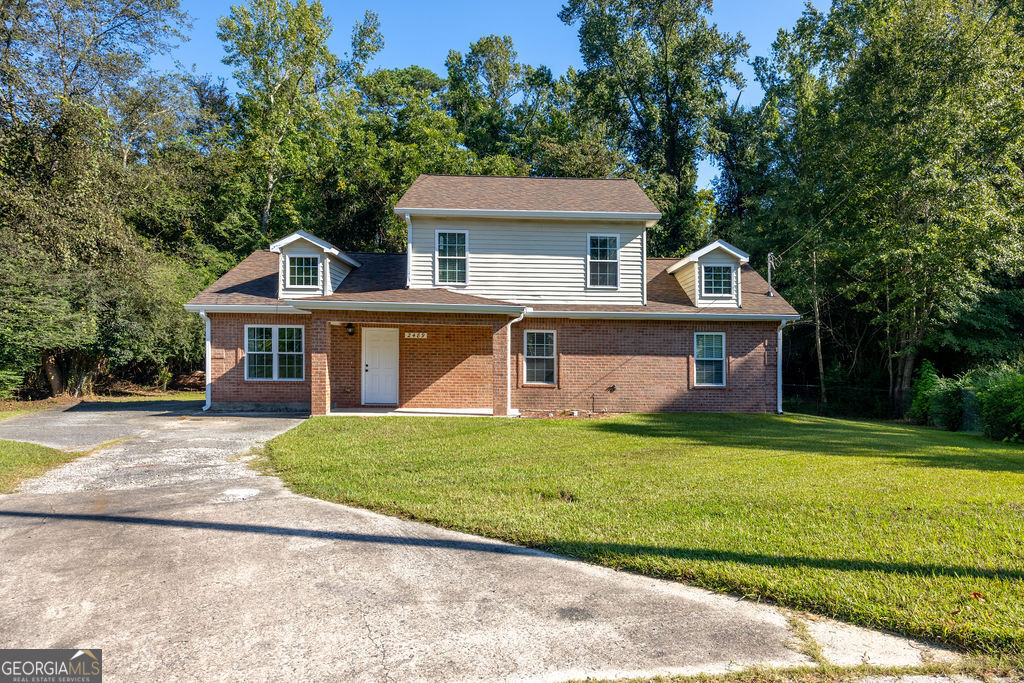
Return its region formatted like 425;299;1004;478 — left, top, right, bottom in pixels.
358;600;394;683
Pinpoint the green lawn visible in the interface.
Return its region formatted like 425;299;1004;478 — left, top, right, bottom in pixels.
0;390;204;422
259;412;1024;654
0;440;81;493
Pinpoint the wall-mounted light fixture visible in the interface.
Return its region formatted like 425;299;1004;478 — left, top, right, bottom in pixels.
345;322;355;336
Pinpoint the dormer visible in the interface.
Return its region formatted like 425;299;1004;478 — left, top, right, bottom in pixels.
269;230;361;299
667;239;749;308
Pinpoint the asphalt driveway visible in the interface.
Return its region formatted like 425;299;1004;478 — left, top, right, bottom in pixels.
0;403;956;681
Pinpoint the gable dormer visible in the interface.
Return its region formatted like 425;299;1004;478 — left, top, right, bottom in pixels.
667;239;749;308
269;230;361;299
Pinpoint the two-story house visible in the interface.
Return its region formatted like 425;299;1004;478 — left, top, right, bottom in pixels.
184;175;799;416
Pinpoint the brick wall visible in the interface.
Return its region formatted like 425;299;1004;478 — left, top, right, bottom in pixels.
207;311;779;415
207;313;313;409
511;319;778;414
329;322;493;410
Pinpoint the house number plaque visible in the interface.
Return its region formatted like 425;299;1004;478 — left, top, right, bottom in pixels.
404;332;427;339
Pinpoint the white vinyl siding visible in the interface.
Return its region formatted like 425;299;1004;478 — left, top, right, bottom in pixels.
245;325;304;381
694;332;725;386
409;217;645;304
328;259;352;294
524;330;556;384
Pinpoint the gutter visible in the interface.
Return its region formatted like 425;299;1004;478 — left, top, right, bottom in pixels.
198;309;212;411
524;310;801;322
288;300;528;315
183;304;310;315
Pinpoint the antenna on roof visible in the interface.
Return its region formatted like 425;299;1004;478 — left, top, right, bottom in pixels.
767;252;777;296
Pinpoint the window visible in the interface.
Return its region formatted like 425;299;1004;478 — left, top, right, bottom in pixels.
288;256;319;288
694;332;725;386
702;265;733;296
524;330;556;384
436;231;467;284
588;234;619;288
246;326;304;380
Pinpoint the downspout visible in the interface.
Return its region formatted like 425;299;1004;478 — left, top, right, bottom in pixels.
776;320;788;414
199;309;212;411
506;307;529;416
404;213;412;288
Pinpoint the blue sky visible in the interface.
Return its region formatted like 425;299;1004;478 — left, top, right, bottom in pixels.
160;0;810;187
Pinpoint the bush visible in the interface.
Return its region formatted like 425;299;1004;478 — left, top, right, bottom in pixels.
928;377;963;430
977;373;1024;442
0;370;23;400
909;359;939;423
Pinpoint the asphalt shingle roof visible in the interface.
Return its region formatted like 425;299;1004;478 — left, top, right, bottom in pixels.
394;175;661;215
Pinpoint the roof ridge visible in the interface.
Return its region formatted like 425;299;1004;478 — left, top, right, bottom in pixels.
416;174;634;181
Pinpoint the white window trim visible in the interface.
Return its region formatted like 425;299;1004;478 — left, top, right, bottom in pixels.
701;264;735;298
243;324;305;381
586;233;620;289
434;229;469;286
693;331;726;387
523;329;557;386
286;255;322;290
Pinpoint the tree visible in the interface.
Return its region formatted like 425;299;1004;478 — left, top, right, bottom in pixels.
716;0;1024;412
561;0;747;255
217;0;352;237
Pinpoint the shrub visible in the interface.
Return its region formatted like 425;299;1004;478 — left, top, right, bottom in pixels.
909;360;939;423
0;370;23;400
928;377;963;430
977;373;1024;442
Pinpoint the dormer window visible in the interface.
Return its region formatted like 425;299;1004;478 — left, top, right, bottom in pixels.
702;265;733;296
288;256;320;288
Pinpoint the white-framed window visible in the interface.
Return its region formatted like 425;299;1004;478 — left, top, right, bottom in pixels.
436;230;468;285
245;325;304;381
694;332;725;386
288;256;320;288
702;265;733;296
524;330;556;385
587;233;619;288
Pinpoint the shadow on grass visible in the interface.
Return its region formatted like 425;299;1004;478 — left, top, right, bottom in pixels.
2;509;1021;582
584;413;1024;474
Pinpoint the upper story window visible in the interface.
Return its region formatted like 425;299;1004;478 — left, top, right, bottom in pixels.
694;332;725;386
436;231;467;284
588;234;619;288
246;325;304;380
288;256;320;288
524;330;556;384
702;265;733;296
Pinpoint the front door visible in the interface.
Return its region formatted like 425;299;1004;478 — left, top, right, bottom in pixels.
362;327;399;405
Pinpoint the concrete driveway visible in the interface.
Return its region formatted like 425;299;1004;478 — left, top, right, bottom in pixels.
0;402;956;681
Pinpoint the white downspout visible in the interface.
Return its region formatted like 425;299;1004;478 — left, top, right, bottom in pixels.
199;310;212;411
776;320;787;414
506;308;529;416
404;213;412;288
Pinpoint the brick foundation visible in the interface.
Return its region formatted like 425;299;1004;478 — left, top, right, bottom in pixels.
207;312;779;416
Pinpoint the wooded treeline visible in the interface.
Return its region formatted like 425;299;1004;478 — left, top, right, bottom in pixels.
1;0;1021;413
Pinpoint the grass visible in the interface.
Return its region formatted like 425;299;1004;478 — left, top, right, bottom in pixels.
0;440;82;493
258;412;1024;654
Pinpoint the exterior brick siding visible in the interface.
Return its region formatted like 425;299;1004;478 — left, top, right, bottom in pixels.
511;319;778;414
207;312;779;415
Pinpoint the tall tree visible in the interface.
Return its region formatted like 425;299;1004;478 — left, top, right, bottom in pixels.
218;0;358;237
560;0;747;255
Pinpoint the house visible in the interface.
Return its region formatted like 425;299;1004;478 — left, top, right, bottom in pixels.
184;175;799;416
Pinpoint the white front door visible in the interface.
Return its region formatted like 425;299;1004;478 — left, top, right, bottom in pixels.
362;328;399;405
